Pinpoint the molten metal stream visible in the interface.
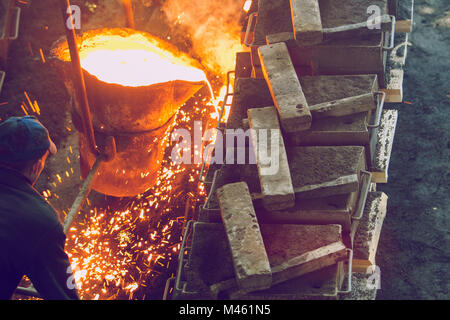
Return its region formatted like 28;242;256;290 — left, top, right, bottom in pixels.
76;32;220;113
80;49;207;87
53;29;226;121
75;32;216;96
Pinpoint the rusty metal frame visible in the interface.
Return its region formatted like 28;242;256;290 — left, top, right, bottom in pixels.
172;220;201;299
368;91;386;167
352;170;372;221
59;0;99;157
368;91;386;129
337;249;354;294
199;70;234;184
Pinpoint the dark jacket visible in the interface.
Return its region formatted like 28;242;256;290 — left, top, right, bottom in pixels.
0;166;79;300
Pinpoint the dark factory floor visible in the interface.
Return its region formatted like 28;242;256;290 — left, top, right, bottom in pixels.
376;0;449;300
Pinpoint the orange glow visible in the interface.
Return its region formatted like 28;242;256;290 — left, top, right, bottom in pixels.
210;84;233;122
80;49;206;87
54;29;207;87
243;0;252;12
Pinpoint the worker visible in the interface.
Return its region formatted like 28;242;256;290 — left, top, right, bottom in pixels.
0;116;79;300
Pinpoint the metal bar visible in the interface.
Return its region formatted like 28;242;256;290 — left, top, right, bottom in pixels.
63;156;102;233
352;170;372;221
175;220;199;296
177;220;193;263
202;169;220;210
199;71;234;184
323;15;391;35
382;15;396;50
0;71;5;95
162;276;175;300
368;92;386;166
217;70;235;129
368;91;386;129
7;7;21;40
121;0;135;29
59;0;99;156
337;249;353;294
244;12;257;47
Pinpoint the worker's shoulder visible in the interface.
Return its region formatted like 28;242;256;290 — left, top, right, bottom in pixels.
0;183;62;232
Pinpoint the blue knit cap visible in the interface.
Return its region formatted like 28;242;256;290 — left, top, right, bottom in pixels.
0;116;57;163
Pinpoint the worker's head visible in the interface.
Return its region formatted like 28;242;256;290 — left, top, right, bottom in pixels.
0;116;57;185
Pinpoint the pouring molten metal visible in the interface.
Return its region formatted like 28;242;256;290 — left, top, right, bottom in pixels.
54;28;208;86
51;28;214;197
75;32;207;87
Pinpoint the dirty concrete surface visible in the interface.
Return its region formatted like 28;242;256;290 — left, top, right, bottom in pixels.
376;0;450;300
0;0;448;300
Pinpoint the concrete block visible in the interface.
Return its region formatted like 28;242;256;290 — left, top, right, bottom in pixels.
211;223;348;298
261;224;347;285
182;223;346;300
286;112;370;146
340;271;380;300
216;182;272;291
253;0;293;46
255;0;389;44
183;222;236;298
237;262;344;300
353;192;388;272
237;161;360;232
266;32;295;45
256;192;359;233
309;93;376;119
252;0;388;86
248;106;295;211
299;75;379;105
370;110;398;183
226;78;272;130
288;146;366;199
258;42;312;132
228;75;377;130
290;0;323;45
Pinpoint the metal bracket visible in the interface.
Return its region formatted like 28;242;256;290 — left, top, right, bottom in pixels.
199;70;234;184
8;7;21;40
368;92;386;167
352;170;372;221
368;91;386;129
216;70;235;130
173;220;201;298
162;276;175;300
337;249;353;294
0;71;5;95
244;12;258;47
202;169;220;210
382;15;396;51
